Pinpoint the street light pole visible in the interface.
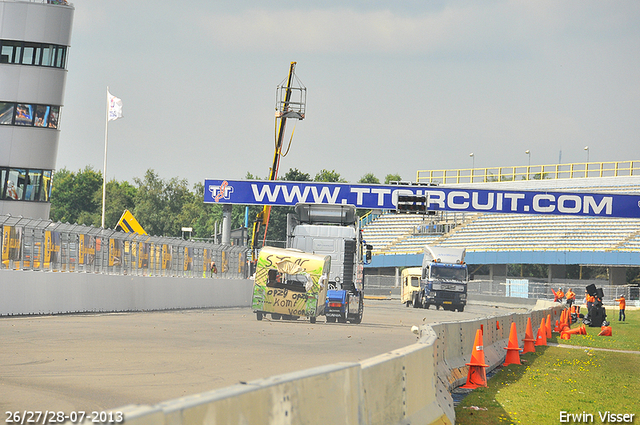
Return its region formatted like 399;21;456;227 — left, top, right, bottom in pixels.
584;146;589;163
525;150;530;179
469;153;475;182
584;146;590;177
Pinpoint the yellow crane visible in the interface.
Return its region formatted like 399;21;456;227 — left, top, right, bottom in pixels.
250;62;306;261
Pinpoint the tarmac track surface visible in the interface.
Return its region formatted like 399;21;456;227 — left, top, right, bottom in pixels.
0;300;524;412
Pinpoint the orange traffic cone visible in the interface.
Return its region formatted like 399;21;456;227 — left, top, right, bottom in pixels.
535;317;547;346
554;319;561;333
561;326;584;339
560;310;571;332
546;314;552;339
503;322;521;366
523;317;536;354
461;329;488;389
578;324;587;335
598;326;612;336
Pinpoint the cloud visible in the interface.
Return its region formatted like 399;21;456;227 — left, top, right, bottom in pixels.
194;6;512;55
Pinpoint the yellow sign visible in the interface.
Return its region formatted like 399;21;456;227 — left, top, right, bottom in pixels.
183;247;193;271
2;226;22;268
116;210;147;235
43;230;60;270
109;239;123;266
78;234;95;265
162;244;172;270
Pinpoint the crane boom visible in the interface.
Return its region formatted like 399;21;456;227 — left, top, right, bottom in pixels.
250;62;306;262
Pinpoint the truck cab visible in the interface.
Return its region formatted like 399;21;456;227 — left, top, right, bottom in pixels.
415;246;468;312
401;267;422;307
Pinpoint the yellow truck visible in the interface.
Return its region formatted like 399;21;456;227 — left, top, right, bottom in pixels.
252;246;330;323
401;267;422;307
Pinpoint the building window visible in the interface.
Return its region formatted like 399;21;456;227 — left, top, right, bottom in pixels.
0;102;60;129
15;104;34;126
42;170;52;202
0;103;14;125
0;167;53;203
0;40;67;69
4;169;25;200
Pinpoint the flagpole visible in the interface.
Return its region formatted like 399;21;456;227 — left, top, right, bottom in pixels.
101;87;109;228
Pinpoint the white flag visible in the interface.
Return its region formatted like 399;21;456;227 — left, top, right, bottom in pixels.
107;90;123;121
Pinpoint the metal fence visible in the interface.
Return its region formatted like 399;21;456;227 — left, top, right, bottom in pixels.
416;160;640;185
363;274;639;306
1;215;249;279
468;278;638;305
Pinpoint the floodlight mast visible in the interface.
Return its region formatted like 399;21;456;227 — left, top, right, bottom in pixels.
250;62;306;262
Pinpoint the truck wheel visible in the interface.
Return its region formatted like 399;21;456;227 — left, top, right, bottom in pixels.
351;298;364;324
327;317;336;323
256;312;263;321
412;293;421;308
457;305;465;312
405;301;411;307
272;313;281;320
310;316;317;324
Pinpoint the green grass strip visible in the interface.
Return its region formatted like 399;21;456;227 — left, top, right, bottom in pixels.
554;307;640;351
455;310;640;425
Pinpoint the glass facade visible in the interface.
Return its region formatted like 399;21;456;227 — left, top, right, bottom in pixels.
0;40;68;69
0;102;60;129
0;167;53;202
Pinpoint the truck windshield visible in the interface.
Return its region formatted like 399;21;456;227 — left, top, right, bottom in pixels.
430;265;467;282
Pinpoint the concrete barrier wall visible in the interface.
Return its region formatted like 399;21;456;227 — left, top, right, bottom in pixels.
119;363;363;425
0;270;253;316
110;298;562;425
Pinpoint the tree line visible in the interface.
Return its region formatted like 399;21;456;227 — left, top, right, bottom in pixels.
50;167;402;244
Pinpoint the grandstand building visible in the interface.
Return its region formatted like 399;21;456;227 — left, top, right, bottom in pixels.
0;0;74;219
363;162;640;293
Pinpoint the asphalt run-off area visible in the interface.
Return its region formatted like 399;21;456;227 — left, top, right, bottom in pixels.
0;300;525;412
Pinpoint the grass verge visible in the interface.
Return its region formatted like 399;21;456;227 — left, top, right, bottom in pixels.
455;310;640;425
554;307;640;351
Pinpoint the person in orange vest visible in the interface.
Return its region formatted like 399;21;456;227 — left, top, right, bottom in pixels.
555;287;565;303
565;288;576;308
586;290;595;312
614;295;626;321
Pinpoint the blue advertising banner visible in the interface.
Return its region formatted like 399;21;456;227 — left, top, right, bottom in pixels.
203;179;640;218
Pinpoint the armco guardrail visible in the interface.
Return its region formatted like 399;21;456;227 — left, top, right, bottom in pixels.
109;298;562;425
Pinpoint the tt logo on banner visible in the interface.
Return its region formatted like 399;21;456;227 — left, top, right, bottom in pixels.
209;181;234;202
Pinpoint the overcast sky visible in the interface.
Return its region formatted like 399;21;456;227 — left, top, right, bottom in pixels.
57;1;640;188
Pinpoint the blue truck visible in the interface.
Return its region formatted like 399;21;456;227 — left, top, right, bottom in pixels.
413;246;468;312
